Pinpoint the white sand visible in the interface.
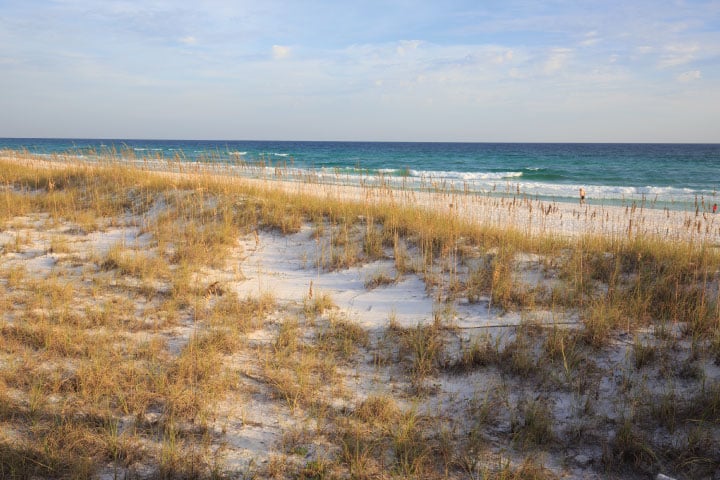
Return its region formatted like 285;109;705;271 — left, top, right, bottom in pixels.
4;153;718;478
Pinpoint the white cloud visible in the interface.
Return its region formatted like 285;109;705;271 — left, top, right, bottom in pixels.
180;36;197;46
396;40;421;56
658;44;699;68
509;67;522;79
544;48;572;74
677;70;701;82
493;50;514;64
272;45;290;59
579;31;600;47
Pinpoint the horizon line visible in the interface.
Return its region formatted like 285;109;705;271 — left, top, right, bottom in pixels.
2;136;719;146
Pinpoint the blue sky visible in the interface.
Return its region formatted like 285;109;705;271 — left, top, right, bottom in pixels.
1;0;719;141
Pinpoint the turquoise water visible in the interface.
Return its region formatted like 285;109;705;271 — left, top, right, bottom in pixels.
1;138;718;209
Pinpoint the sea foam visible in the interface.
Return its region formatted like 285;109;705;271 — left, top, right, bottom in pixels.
408;169;524;181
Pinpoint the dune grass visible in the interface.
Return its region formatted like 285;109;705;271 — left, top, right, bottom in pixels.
0;151;719;479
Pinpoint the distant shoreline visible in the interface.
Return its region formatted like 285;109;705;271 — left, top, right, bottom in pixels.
3;150;719;245
2;140;719;211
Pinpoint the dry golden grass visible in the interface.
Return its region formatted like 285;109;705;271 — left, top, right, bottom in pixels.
0;151;719;479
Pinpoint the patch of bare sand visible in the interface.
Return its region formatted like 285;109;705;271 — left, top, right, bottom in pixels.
208;224;718;478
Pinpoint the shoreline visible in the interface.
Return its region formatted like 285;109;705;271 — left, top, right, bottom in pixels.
2;151;720;245
3;142;719;215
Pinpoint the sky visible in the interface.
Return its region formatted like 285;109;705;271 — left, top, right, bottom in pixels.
1;0;719;142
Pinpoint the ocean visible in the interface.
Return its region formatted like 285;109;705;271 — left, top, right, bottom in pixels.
1;138;718;210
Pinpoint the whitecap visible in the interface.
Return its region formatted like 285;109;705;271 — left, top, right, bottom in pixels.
409;169;523;181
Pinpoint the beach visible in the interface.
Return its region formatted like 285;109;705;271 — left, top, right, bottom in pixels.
3;139;720;211
5;150;720;245
242;172;720;244
1;152;719;479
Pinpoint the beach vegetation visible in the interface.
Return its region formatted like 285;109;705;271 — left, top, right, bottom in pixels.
364;268;397;289
0;151;719;479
